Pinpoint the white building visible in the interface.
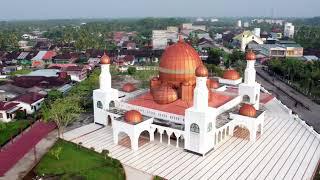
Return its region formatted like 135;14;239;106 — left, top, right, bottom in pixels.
93;39;266;155
284;22;295;39
237;20;242;28
12;92;45;114
152;27;178;50
65;39;320;179
253;28;261;37
0;102;21;122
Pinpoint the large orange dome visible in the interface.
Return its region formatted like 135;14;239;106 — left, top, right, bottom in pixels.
152;84;178;104
239;104;257;117
159;38;203;86
124;110;143;124
223;69;240;80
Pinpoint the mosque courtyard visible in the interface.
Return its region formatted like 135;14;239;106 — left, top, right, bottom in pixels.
63;98;320;180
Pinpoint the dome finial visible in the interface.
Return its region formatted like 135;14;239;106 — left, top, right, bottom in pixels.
246;49;256;61
178;35;184;42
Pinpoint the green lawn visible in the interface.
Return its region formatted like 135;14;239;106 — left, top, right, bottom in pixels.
36;139;125;180
9;69;32;76
0;120;30;146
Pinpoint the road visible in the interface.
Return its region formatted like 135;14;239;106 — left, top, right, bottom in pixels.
256;67;320;133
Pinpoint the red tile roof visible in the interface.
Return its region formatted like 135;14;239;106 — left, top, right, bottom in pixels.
42;51;57;60
0;102;19;111
128;91;234;115
12;76;70;88
12;92;45;105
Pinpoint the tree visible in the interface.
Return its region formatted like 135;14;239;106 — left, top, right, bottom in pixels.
47;90;63;103
207;48;223;65
127;66;137;75
42;96;83;138
228;50;245;66
101;149;110;160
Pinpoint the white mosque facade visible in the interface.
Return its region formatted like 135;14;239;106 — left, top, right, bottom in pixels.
93;40;266;156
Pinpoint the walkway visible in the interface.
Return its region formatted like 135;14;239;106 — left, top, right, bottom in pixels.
0;121;56;177
63;99;320;180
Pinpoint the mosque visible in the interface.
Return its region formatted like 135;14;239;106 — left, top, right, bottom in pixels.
93;37;266;155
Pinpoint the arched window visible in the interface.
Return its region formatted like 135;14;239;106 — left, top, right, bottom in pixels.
207;122;212;132
109;101;115;108
97;101;103;109
243;95;250;103
190;123;200;133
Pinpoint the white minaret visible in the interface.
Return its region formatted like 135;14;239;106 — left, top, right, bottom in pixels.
100;55;112;90
93;53;119;125
244;55;256;85
239;51;261;109
193;73;208;110
184;65;217;156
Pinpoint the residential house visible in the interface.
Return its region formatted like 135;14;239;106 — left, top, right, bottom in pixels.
278;41;303;58
12;92;45;114
0;101;21;122
53;53;79;64
64;66;87;82
233;31;264;52
260;44;286;58
31;51;56;68
48;64;87;82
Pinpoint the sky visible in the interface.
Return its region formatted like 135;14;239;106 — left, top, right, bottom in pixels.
0;0;319;20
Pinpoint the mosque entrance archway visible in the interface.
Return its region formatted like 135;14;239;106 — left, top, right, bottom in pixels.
138;130;150;148
118;132;131;149
233;125;250;140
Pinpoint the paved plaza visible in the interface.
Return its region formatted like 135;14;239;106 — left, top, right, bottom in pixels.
63;99;320;180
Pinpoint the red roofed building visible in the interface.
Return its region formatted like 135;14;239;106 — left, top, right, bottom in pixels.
0;101;21;122
12;92;45;114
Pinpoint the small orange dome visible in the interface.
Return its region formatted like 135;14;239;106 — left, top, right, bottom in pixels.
195;65;208;77
246;50;256;61
223;69;240;80
101;53;111;64
239;104;257;117
122;83;136;92
152;84;178;104
124;110;142;123
207;79;219;89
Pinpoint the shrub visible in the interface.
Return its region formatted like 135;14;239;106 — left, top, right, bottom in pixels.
50;146;63;160
127;66;137;75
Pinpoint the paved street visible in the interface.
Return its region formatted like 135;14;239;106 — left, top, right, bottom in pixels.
256;67;320;133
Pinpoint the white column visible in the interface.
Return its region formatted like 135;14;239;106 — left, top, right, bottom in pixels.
167;131;172;145
131;137;139;151
193;77;208;110
150;130;154;141
100;64;111;90
244;60;256;85
159;132;163;143
176;134;181;148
